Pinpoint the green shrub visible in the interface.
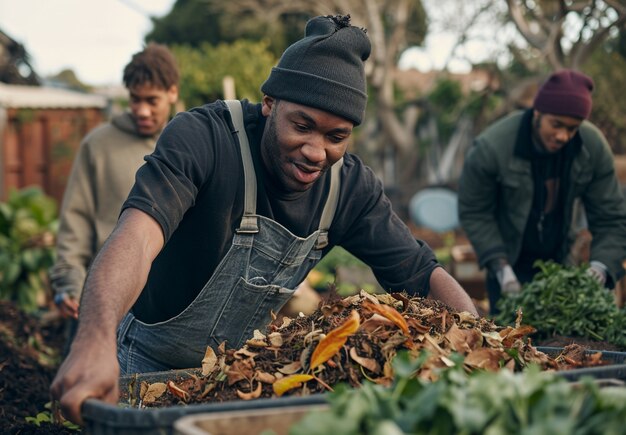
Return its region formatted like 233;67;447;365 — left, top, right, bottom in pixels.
0;187;57;312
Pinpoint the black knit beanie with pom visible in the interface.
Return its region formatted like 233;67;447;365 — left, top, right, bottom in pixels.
261;14;371;125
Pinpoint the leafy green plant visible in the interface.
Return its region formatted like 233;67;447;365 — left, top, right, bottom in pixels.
25;402;80;431
0;187;57;312
496;261;626;348
291;351;626;435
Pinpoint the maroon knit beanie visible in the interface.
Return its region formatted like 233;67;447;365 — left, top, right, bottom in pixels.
533;69;594;119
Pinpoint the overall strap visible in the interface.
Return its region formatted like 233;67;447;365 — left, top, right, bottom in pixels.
315;158;343;249
225;100;259;234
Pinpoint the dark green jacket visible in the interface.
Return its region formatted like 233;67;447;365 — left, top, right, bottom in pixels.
458;110;626;286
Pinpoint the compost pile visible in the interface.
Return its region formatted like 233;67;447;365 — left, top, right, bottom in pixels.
131;291;610;408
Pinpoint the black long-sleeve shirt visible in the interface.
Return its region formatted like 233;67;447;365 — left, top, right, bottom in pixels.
123;100;438;323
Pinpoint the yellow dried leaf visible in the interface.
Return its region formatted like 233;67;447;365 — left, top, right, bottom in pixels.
201;346;218;376
272;374;314;397
310;310;360;370
363;301;409;335
237;381;263;400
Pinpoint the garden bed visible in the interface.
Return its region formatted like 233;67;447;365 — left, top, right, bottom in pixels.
81;291;625;434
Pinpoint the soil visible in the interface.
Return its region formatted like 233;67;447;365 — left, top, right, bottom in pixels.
0;301;77;434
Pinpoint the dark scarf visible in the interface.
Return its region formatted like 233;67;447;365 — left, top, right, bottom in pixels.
514;110;581;273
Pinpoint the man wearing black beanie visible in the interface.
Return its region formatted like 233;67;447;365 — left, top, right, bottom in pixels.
458;69;626;314
52;15;478;423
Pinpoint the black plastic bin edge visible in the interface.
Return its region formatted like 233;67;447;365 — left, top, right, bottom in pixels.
82;393;328;435
535;346;626;382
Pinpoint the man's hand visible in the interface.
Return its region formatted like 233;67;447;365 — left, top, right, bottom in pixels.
54;293;79;319
587;261;607;286
50;337;120;425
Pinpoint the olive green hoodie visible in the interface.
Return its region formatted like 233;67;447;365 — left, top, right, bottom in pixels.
49;112;160;299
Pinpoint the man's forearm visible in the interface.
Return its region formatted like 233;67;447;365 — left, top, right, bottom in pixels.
73;209;164;344
427;266;479;316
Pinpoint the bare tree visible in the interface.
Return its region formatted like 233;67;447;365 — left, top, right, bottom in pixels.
0;30;39;85
506;0;626;70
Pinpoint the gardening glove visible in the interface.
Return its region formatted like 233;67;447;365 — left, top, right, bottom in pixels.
496;264;522;295
586;261;607;287
488;259;521;295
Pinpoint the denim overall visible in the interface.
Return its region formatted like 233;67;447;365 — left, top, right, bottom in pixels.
117;100;342;373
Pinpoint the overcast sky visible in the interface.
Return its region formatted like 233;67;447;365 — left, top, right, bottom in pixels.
0;0;176;86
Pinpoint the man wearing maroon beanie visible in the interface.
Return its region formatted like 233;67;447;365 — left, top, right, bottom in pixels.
458;69;626;314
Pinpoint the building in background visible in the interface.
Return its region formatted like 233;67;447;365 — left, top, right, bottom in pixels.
0;83;106;204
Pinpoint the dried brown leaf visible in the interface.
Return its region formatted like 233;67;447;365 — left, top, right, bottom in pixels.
141;382;167;404
167;381;190;402
464;348;506;370
236;381;262;400
349;346;381;373
277;361;302;375
390;292;410;311
201;346;218;376
246;337;268;348
445;323;483;354
268;332;284;347
499;325;536;347
482;331;504;347
360;313;395;333
226;359;255;385
234;348;258;359
255;371;277;384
